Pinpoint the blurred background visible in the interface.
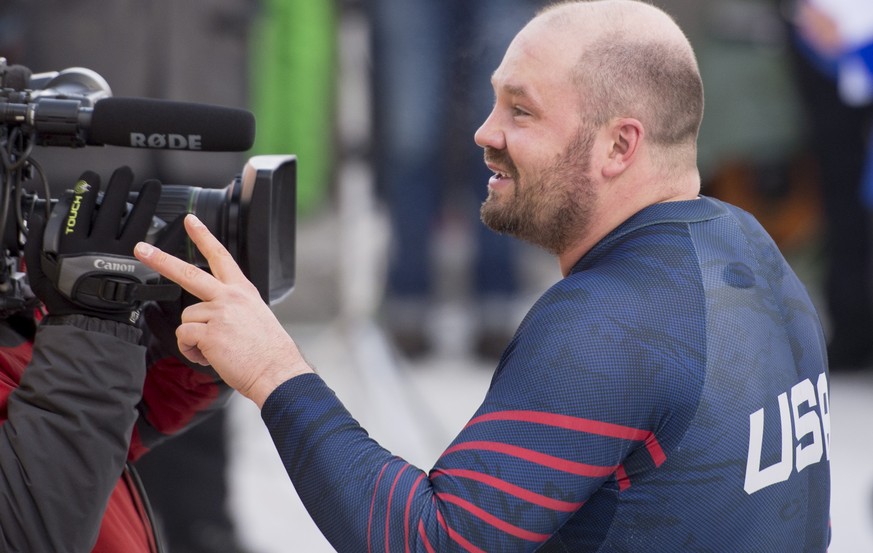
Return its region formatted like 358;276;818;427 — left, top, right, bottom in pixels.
2;0;871;551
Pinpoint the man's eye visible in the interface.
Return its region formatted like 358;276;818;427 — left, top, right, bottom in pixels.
512;106;530;117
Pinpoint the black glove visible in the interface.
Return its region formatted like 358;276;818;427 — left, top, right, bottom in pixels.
25;166;178;324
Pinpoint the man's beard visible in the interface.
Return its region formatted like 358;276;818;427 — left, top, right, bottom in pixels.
480;127;597;255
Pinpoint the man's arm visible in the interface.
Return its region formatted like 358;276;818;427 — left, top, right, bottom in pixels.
0;317;146;552
134;215;666;551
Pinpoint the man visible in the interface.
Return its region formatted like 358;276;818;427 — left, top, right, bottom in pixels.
136;1;832;550
0;168;227;552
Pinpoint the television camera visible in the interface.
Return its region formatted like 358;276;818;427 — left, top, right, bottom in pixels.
0;57;296;317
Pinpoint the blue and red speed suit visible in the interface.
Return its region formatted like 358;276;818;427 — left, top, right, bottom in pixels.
263;196;831;552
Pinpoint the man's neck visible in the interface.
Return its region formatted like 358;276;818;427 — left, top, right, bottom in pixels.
557;169;701;276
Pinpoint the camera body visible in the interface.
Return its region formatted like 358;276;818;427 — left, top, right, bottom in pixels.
0;58;295;313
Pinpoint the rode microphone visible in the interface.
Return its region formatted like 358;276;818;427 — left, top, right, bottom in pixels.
1;64;253;152
88;97;255;152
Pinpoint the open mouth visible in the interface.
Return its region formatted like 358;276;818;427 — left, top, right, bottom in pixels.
484;156;515;187
488;169;514;192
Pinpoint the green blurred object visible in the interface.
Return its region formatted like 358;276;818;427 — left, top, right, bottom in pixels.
250;0;337;216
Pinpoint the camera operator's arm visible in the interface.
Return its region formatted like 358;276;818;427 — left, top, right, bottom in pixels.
0;168;159;552
0;315;146;552
125;301;232;460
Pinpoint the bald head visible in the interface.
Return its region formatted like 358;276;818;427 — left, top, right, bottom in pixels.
529;0;704;151
477;0;703;268
537;0;689;43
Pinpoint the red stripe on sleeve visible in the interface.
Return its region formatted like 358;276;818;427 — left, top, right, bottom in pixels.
418;519;436;553
468;410;647;440
466;410;666;466
444;441;617;477
436;509;447;531
646;435;667;466
435;504;487;553
385;464;410;553
404;473;426;553
437;492;552;543
432;468;584;512
368;462;391;553
446;525;487;553
616;465;631;491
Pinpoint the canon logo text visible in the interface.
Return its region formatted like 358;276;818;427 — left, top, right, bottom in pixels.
94;259;136;273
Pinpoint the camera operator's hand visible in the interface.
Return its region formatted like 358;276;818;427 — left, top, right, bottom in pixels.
25;166;164;324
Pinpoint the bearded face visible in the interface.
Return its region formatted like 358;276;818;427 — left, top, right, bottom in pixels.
480;126;598;255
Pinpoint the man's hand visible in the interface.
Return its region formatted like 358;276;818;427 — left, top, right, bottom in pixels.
134;214;312;407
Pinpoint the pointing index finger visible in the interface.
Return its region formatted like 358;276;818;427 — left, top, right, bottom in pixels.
134;215;245;300
135;239;217;301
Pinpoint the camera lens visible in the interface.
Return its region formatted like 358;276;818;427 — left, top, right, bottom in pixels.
153;183;238;268
138;155;295;305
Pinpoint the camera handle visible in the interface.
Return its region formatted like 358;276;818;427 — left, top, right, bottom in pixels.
40;252;179;313
39;190;180;314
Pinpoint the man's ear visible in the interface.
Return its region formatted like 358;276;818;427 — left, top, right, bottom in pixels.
602;118;643;178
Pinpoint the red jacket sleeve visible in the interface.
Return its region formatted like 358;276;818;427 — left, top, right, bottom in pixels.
127;304;232;460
